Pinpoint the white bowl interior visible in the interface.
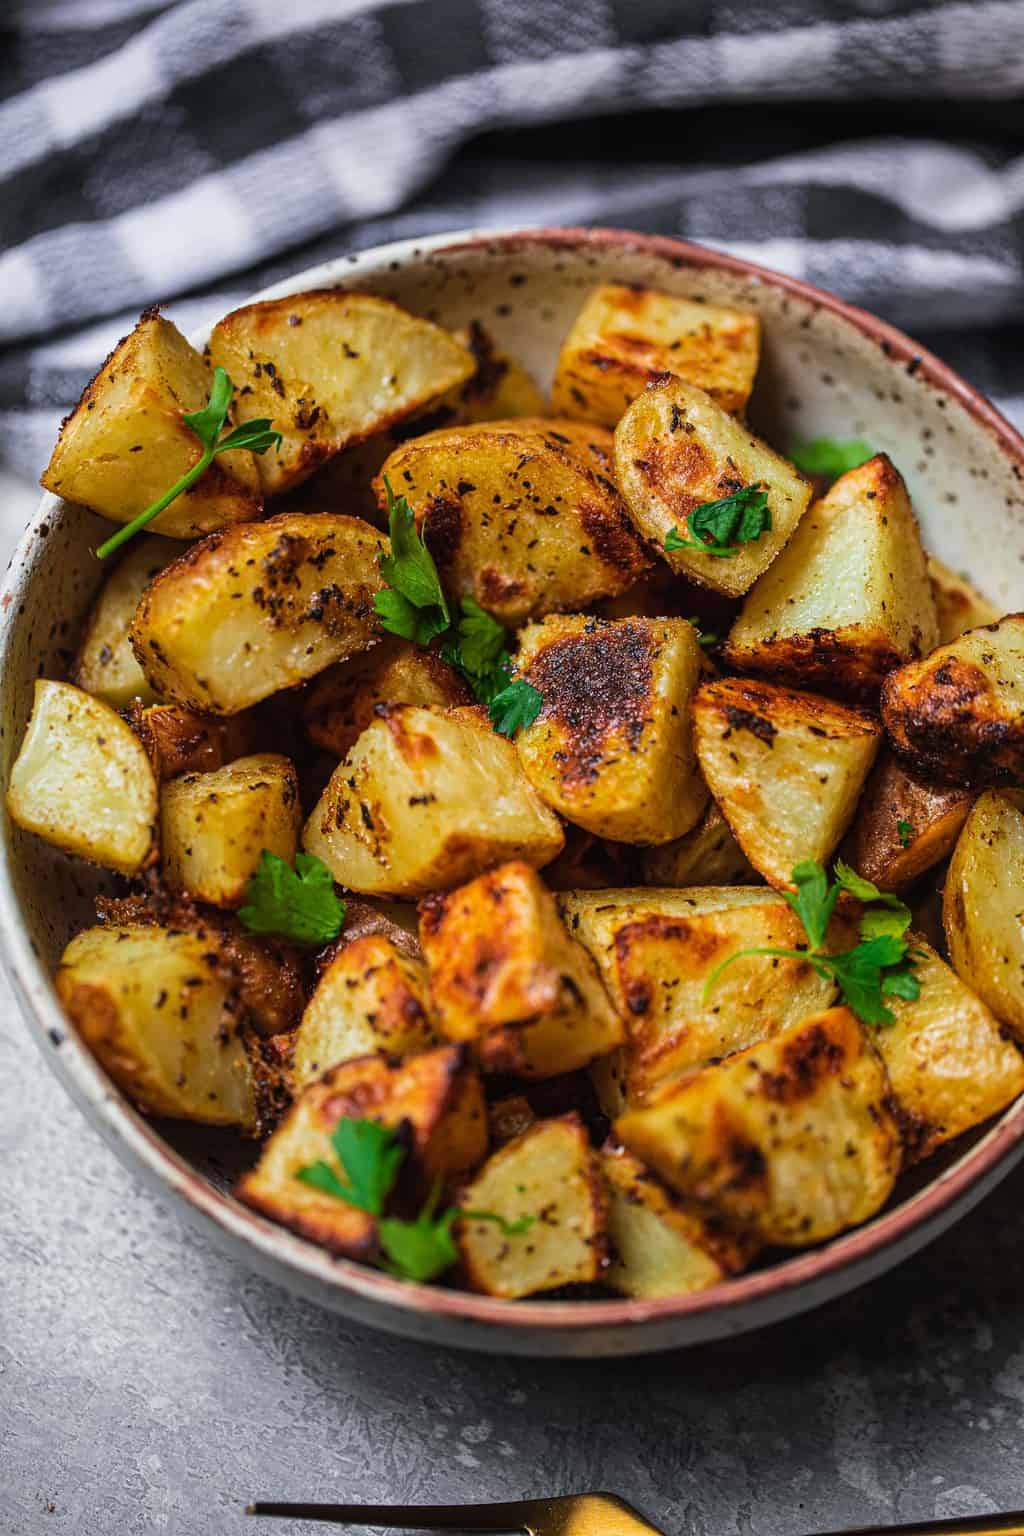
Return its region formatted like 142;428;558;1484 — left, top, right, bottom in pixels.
4;228;1024;1354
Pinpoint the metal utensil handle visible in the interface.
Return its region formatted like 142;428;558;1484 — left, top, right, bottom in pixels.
247;1502;549;1530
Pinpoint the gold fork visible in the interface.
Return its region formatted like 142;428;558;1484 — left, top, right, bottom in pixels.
247;1497;1024;1536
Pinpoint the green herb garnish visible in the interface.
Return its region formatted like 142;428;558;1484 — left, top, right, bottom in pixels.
96;367;281;559
788;438;873;481
897;818;914;848
441;598;513;705
665;485;771;559
238;851;346;947
703;857;920;1027
295;1117;533;1283
488;678;544;736
374;476;450;645
687;617;718;651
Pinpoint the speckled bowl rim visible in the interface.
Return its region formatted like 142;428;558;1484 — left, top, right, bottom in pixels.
5;224;1024;1352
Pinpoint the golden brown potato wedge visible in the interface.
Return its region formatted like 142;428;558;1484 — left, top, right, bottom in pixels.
160;753;301;907
131;512;385;714
130;703;261;782
944;790;1024;1037
846;752;974;893
558;885;848;1105
873;936;1024;1161
375;419;650;624
303;638;471;757
238;1045;487;1256
613;377;812;598
881;616;1024;786
601;1142;756;1299
419;861;624;1078
928;556;1001;644
456;1115;607;1297
208;290;475;495
616;1007;901;1245
641;800;754;887
291;933;439;1092
56;923;259;1127
42;310;262;537
7;680;157;875
552;283;761;423
304;705;564;898
72;535;178;708
693;677;882;889
513;615;707;844
724;456;939;702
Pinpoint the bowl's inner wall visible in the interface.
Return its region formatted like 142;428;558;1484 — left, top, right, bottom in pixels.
5;232;1022;1237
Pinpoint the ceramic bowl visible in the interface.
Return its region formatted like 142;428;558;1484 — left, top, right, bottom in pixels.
4;226;1024;1357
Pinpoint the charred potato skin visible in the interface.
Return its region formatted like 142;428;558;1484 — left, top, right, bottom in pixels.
375;419;651;625
613;377;812;599
419;860;624;1078
513;615;708;845
846;752;974;893
724;456;939;704
130;512;385;714
616;1007;901;1246
208;290;476;495
303;638;471;757
456;1114;608;1298
552;283;761;423
944;790;1024;1038
881;617;1024;787
130;703;261;782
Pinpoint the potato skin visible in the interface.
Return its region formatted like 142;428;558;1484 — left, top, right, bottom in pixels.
944;790;1024;1038
881;616;1024;786
514;615;708;844
375;419;651;624
846;751;974;893
130;703;261;782
303;638;471;757
552;284;761;423
42;310;262;537
209;290;475;495
131;512;385;714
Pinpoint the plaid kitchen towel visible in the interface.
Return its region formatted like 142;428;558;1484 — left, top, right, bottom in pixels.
1;0;1023;484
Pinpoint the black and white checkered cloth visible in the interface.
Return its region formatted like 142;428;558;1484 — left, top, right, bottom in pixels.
2;0;1023;484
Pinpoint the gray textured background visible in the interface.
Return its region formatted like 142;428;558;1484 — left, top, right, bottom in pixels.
3;463;1024;1536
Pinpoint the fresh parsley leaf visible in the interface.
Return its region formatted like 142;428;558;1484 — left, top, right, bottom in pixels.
789;438;873;481
782;859;838;952
374;476;450;641
441;599;514;705
96;366;281;559
238;850;346;946
665;486;771;559
379;1208;460;1282
833;860;912;942
687;617;719;651
488;678;543;737
897;818;914;848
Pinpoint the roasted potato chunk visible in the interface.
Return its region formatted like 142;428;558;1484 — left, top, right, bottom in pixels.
238;1045;487;1256
208;290;475;495
7;680;157;875
944;791;1024;1037
375;419;650;624
552;283;761;423
558;886;848;1104
846;752;974;893
616;1008;901;1245
304;705;564;898
42;310;262;536
641;800;754;887
724;456;938;702
601;1143;756;1299
881;616;1024;786
873;936;1024;1161
419;861;623;1078
542;826;639;892
456;1115;607;1297
131;703;260;782
72;536;178;707
291;934;438;1091
928;556;1000;644
613;377;812;598
131;512;384;714
56;924;259;1127
513;615;707;844
160;753;301;907
303;638;470;757
694;678;882;888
